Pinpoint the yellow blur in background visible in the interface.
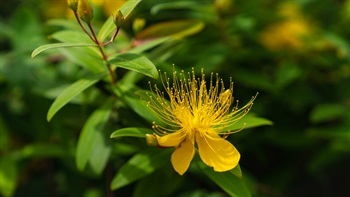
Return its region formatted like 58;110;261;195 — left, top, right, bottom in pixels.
259;2;313;50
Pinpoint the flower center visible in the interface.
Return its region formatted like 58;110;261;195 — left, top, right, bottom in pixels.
192;113;201;128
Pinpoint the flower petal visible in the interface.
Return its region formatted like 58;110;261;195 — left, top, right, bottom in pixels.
196;132;240;172
171;140;195;175
156;130;186;147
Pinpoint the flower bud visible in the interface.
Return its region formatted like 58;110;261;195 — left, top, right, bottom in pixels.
67;0;79;12
113;10;124;27
145;134;158;146
78;0;94;23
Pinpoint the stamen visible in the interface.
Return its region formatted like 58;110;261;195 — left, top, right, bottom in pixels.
147;68;256;139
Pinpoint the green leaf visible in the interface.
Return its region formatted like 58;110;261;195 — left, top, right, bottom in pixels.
97;0;141;42
47;19;81;30
76;98;114;172
310;104;347;123
113;85;163;125
108;53;158;79
324;32;350;61
129;37;171;54
31;43;96;58
133;166;182;197
110;148;172;190
50;30;95;44
119;0;142;18
135;20;205;41
97;17;115;43
113;142;139;156
118;70;145;86
88;129;112;175
0;157;17;197
47;72;107;121
223;114;273;132
151;1;200;15
20;143;66;158
57;48;106;73
110;127;153;138
199;162;252;197
49;31;98;55
230;164;243;179
50;31;105;73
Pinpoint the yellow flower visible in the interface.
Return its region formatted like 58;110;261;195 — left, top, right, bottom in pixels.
147;68;256;175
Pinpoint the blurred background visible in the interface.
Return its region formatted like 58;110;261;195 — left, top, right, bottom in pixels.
1;0;349;196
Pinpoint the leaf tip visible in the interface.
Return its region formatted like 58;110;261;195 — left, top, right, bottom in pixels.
47;108;54;122
46;115;52;122
31;51;37;59
150;70;159;80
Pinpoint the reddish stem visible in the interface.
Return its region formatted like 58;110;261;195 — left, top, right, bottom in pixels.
100;27;120;47
74;12;95;42
87;23;116;84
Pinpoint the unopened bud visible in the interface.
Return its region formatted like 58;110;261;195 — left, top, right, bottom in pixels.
113;10;124;27
133;18;146;33
67;0;79;12
78;0;94;23
145;134;158;146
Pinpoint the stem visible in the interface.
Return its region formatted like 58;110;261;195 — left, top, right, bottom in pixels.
87;23;117;84
74;12;95;42
111;27;120;43
87;23;106;59
100;27;120;47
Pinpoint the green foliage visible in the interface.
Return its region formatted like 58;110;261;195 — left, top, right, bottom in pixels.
199;162;251;197
76;98;114;173
108;53;158;79
31;43;96;58
97;0;141;42
47;72;108;121
223;114;273;132
110;148;173;190
0;157;17;197
110;127;153;138
310;104;348;124
132;165;183;197
1;0;349;196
